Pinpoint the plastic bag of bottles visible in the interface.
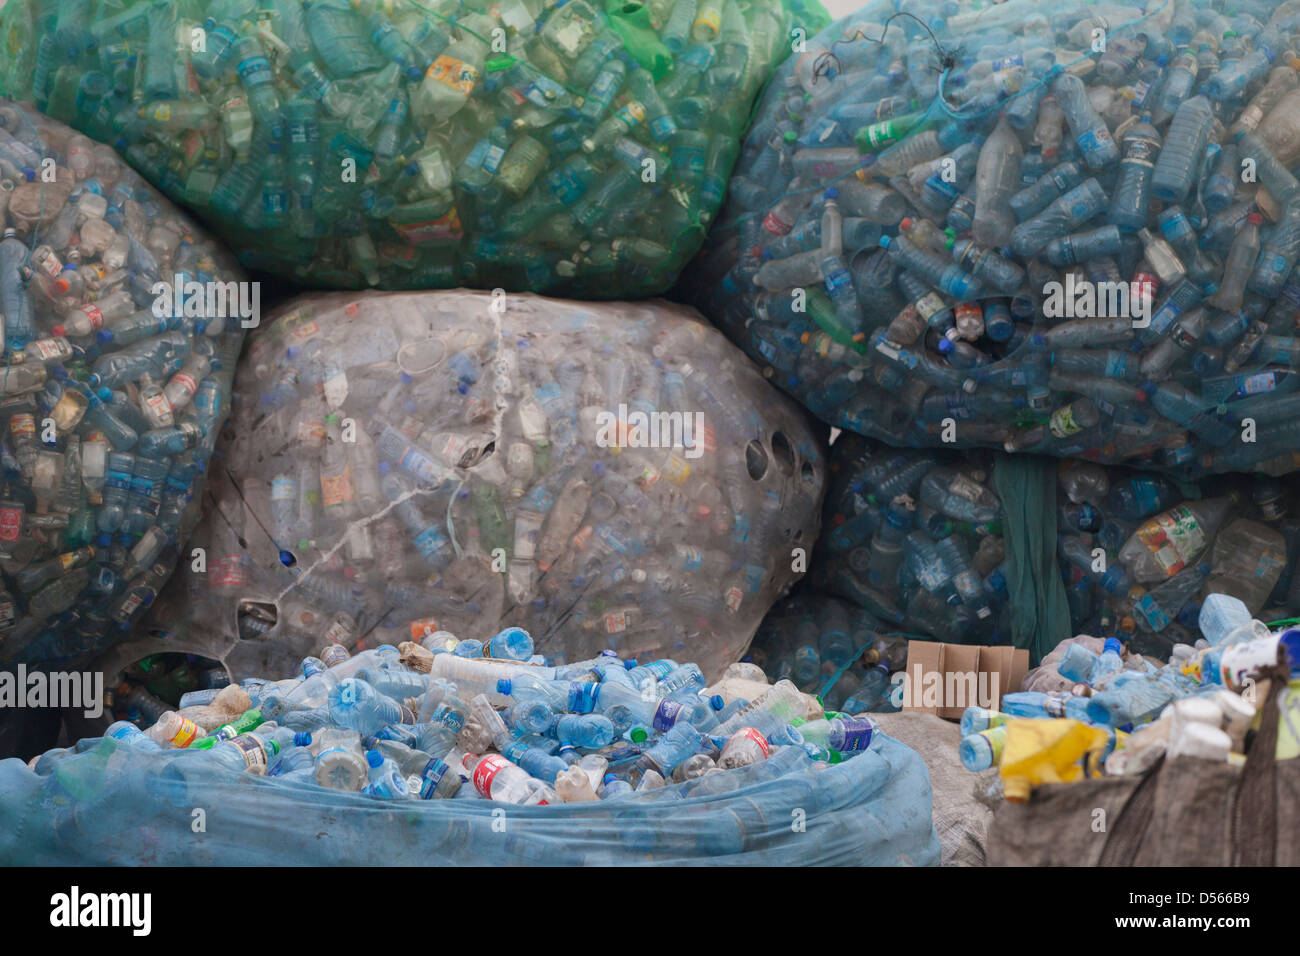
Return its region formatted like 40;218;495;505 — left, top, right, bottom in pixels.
7;0;830;297
0;641;941;865
685;0;1300;478
134;289;826;684
0;102;246;667
746;589;912;711
807;430;1031;646
1054;460;1297;659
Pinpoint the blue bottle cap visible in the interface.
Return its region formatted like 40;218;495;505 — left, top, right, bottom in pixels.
294;732;312;747
878;235;891;248
824;186;839;200
366;750;384;768
1103;637;1123;655
497;679;512;695
96;330;114;344
278;550;296;568
710;695;725;711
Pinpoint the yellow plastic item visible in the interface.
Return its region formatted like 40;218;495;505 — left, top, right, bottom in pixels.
1277;679;1300;760
999;719;1110;802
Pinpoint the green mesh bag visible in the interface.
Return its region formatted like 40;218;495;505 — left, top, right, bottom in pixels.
8;0;828;295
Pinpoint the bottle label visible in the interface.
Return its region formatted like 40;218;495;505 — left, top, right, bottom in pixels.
948;473;986;503
270;476;295;503
733;727;771;758
389;207;463;244
1128;478;1162;517
762;212;792;236
1219;637;1282;691
408;616;439;640
320;466;355;509
168;716;199;748
321;645;350;667
427;56;479;95
0;598;15;630
0;504;22;544
213;555;250;589
724;585;743;613
1049;403;1085;438
230;735;269;774
602;609;629;634
79;304;105;330
472;753;509;797
836;717;875;751
1136;506;1205;576
1234;371;1277;397
1135;593;1170;631
653;699;684;733
297;419;326;445
143;390;172;423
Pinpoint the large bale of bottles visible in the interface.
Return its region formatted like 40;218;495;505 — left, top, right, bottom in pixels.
0;103;246;668
140;289;826;682
685;0;1300;479
756;432;1298;701
8;0;829;296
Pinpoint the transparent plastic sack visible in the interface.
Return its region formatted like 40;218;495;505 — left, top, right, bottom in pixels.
8;0;829;296
685;0;1300;478
774;430;1297;679
0;102;246;668
140;290;826;682
0;716;939;865
811;431;1016;646
746;588;914;712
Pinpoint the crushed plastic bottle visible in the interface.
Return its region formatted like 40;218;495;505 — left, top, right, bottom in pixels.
0;102;245;667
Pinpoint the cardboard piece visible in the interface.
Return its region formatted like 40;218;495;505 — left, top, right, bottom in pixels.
901;641;1029;719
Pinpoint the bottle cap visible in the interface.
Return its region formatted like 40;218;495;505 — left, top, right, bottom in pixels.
497;679;512;695
1248;212;1262;224
629;727;647;743
366;750;384;768
824;186;839;200
1103;637;1123;655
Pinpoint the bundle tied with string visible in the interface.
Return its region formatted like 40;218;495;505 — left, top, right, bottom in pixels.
135;290;826;685
685;0;1300;480
7;0;829;296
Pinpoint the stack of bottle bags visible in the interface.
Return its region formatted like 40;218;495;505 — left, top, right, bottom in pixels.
115;289;827;689
4;0;830;295
746;433;1296;712
0;102;246;668
683;0;1300;480
0;636;942;865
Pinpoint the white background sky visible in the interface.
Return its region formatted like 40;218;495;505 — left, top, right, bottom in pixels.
821;0;863;15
